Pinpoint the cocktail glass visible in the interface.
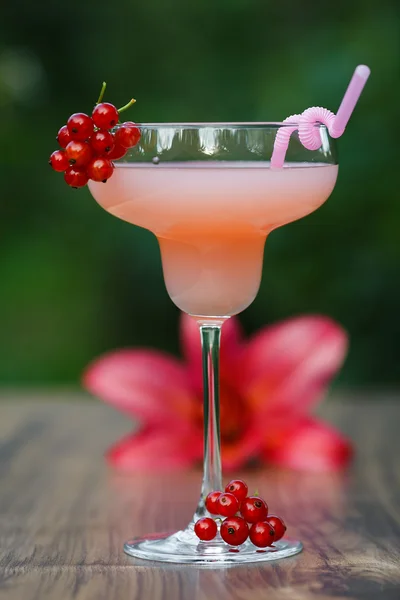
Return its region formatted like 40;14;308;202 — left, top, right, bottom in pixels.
88;123;338;565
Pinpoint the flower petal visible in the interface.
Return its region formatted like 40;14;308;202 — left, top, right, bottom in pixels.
240;316;348;420
107;426;203;471
222;426;264;472
262;417;353;471
180;312;244;394
83;349;197;427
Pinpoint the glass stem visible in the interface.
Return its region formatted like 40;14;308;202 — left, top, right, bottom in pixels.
193;320;225;520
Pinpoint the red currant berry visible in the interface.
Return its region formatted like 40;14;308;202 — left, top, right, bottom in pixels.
240;497;268;524
65;141;93;167
92;102;119;130
87;157;114;183
217;493;240;517
64;166;89;188
90;130;115;155
115;122;141;148
225;480;248;503
194;517;217;541
266;515;287;542
107;142;127;160
220;517;249;546
249;522;275;548
49;150;69;172
57;125;71;148
67;113;94;142
205;491;222;515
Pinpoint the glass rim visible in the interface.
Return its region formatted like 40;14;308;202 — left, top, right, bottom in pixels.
120;121;328;129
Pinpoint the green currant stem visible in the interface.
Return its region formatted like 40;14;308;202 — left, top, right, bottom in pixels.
96;82;107;104
118;98;136;114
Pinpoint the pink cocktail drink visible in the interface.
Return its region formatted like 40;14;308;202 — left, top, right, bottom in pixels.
89;161;337;317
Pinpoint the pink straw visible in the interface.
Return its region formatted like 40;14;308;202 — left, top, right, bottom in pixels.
269;114;301;171
271;65;371;168
330;64;370;137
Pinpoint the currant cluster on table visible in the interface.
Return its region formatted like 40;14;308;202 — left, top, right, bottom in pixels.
49;99;141;188
194;479;287;548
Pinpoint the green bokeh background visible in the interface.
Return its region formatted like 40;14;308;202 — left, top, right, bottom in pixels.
0;0;398;386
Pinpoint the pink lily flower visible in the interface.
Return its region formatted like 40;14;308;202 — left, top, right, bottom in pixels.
83;314;352;472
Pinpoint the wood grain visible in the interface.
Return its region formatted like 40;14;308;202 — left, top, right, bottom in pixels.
0;394;400;599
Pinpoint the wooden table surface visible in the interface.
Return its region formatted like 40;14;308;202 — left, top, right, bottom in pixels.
1;394;400;599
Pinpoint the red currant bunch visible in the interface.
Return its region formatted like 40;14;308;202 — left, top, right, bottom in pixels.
195;479;288;549
49;82;141;188
196;482;286;548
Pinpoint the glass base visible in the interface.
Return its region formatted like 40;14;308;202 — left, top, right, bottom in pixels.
124;524;303;566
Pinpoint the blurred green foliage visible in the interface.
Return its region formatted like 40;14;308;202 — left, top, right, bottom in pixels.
0;0;398;385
